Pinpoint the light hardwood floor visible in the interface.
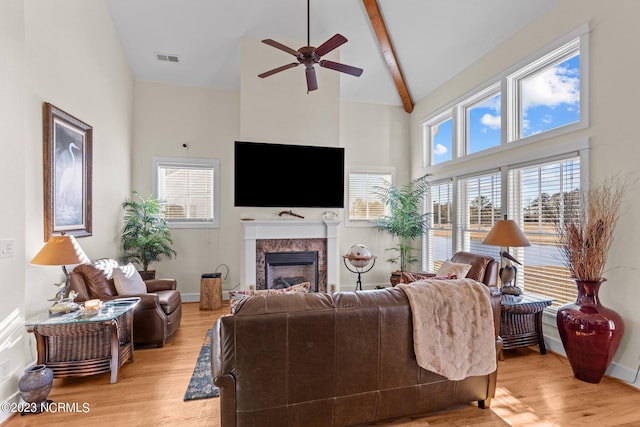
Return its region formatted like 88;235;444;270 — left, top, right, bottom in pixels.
4;302;640;426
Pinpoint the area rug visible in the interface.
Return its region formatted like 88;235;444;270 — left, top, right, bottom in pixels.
183;328;220;401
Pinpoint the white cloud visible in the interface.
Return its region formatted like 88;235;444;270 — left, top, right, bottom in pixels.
542;114;553;124
480;113;501;129
434;144;448;156
522;65;580;112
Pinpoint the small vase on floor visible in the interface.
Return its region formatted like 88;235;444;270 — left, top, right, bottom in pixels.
556;279;624;383
18;364;53;407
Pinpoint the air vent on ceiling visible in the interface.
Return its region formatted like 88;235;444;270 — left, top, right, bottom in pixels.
155;52;180;63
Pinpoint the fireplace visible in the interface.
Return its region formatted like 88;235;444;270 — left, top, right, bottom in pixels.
240;220;341;292
265;251;319;291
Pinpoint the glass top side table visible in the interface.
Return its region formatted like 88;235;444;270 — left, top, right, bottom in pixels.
26;297;140;384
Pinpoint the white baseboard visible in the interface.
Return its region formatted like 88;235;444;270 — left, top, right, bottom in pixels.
181;292;200;303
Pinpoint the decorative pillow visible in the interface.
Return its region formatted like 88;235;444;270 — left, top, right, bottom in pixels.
113;263;147;295
229;282;310;313
74;261;118;298
436;260;472;279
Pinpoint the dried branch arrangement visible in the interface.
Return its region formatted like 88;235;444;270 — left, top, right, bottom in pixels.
557;175;629;281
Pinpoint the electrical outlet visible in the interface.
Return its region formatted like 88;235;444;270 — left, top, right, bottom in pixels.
0;359;10;381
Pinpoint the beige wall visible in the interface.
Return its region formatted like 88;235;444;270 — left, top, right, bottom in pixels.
0;0;27;421
132;82;242;297
410;0;640;386
0;0;133;418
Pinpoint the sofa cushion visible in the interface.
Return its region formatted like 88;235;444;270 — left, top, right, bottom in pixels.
229;282;310;313
436;260;472;279
73;260;118;298
156;290;182;315
113;263;147;295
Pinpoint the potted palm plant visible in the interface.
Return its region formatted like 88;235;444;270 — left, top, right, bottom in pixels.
120;191;176;279
373;174;430;282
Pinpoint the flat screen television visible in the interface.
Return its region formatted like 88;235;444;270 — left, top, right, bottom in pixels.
234;141;345;208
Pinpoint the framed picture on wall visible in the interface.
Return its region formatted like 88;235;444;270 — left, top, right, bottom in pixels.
43;102;93;241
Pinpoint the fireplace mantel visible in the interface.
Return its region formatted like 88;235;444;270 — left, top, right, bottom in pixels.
241;220;340;292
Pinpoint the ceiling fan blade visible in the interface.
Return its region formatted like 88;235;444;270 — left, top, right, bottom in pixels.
305;66;318;91
258;63;299;78
262;39;301;57
319;60;363;77
314;34;348;57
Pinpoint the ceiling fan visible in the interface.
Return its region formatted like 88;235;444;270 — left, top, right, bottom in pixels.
258;0;363;92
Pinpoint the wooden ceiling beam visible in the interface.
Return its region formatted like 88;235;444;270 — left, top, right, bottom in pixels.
363;0;414;113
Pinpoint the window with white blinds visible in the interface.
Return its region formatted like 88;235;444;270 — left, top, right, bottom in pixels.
425;180;453;272
152;157;220;228
348;172;392;221
508;156;580;308
460;172;502;259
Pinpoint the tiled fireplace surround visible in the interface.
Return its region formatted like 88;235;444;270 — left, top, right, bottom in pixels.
240;220;341;293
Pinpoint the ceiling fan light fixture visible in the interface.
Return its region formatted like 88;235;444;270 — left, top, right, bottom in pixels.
257;0;362;92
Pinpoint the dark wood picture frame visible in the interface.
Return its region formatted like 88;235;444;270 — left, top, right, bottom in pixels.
43;102;93;241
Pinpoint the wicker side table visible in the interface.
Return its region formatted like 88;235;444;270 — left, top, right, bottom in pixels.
26;298;139;384
499;293;553;360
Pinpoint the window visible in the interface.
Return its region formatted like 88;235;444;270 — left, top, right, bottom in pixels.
465;89;501;155
348;171;392;221
152;157;220;228
459;172;502;258
510;38;581;140
428;113;453;165
508;156;580;307
425;180;453;272
421;26;588;166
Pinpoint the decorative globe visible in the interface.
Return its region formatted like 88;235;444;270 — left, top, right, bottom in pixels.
346;244;373;268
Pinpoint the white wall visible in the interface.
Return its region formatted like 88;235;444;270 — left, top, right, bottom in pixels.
410;0;640;387
0;1;133;420
131;40;411;298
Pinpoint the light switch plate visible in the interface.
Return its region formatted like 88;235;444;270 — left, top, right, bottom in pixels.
0;239;14;258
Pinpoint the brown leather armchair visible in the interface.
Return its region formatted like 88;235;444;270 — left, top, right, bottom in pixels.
397;251;499;288
69;259;182;347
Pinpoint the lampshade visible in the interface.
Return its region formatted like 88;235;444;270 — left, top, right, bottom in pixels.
482;218;531;248
31;234;89;266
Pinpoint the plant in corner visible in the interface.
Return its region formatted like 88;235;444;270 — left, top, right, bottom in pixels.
555;174;630;383
373;174;430;279
120;191;176;279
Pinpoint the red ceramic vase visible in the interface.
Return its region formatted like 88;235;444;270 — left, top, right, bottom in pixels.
556;279;625;383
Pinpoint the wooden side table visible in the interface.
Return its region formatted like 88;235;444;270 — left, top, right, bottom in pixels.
25;297;139;384
499;292;553;360
200;274;223;310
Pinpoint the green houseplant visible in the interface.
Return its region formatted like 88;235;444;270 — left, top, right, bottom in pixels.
373;174;430;274
120;191;176;279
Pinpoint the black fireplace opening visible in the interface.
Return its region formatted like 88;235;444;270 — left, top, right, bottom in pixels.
265;251;319;292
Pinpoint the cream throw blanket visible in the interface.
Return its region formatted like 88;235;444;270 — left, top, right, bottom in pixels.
397;278;497;381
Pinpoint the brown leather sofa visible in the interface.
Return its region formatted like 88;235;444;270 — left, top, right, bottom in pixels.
212;254;501;426
69;259;182;347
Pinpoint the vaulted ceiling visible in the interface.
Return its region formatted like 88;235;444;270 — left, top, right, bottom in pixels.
105;0;559;110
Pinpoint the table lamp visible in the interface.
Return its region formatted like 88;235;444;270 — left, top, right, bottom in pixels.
482;215;530;295
31;233;89;299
